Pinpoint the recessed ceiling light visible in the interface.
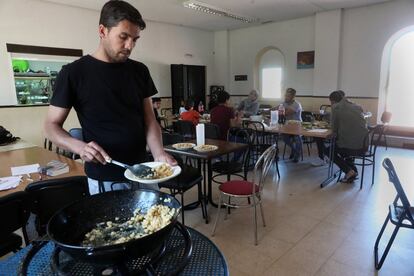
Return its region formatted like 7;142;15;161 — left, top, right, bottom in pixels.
182;1;258;23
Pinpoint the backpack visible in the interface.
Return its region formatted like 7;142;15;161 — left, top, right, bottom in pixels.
0;126;20;145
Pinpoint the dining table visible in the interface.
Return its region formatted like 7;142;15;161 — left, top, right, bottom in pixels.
262;122;338;188
0;146;85;198
164;138;249;219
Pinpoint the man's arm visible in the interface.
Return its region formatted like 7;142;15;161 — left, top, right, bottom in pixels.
143;98;176;165
44;105;109;164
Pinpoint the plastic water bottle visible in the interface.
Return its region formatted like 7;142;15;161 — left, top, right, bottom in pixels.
278;104;286;124
198;101;204;114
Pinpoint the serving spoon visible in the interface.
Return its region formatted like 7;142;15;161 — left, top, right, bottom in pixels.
105;158;154;178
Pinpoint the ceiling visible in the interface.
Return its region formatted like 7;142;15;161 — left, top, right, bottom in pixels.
42;0;393;31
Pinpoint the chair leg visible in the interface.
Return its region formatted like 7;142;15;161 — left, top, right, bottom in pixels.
275;159;280;179
360;157;366;190
181;193;185;225
253;203;258;245
225;196;230;220
374;214;400;270
384;134;388;150
371;159;375;186
259;200;266;227
197;181;208;223
212;192;223;236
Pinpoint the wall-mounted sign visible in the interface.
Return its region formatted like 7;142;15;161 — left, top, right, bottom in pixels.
234;75;248;81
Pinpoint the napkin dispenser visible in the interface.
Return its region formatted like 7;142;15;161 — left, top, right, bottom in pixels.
196;124;205;146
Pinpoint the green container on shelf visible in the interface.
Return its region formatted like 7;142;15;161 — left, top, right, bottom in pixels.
12;59;29;72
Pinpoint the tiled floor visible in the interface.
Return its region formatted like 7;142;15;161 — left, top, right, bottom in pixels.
181;146;414;275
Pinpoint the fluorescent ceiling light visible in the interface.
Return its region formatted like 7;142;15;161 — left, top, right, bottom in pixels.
182;1;258;23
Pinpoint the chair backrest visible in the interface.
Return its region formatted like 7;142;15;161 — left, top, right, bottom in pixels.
205;123;221;139
161;132;185;164
253;144;278;193
319;104;331;112
161;108;174;117
68;128;84;159
228;127;252;168
69;128;84;141
381;111;392;124
367;124;385;155
382;158;414;222
301;111;315;122
0;191;30;244
174;120;195;140
25;176;89;236
162;131;184;146
241;120;266;145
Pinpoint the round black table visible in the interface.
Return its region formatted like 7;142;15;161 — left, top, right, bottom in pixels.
0;226;228;276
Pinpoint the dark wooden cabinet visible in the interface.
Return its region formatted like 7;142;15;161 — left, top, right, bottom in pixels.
171;64;206;113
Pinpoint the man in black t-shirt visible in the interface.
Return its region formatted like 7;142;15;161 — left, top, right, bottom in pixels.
44;1;176;194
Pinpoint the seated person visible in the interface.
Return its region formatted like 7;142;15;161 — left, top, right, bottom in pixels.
210;91;243;140
152;97;162;125
180;99;200;125
237;89;259;117
179;100;186;115
316;90;368;183
281;88;303;163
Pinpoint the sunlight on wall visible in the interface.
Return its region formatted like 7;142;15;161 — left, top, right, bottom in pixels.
387;32;414;127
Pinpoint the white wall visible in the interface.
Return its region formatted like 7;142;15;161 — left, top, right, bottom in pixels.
0;0;214;105
339;0;414;97
313;10;342;96
226;16;315;96
215;0;414;100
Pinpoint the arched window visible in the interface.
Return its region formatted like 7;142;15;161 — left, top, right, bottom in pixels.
380;28;414;127
254;47;285;99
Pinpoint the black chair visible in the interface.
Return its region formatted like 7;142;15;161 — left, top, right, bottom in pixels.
0;191;30;257
174;120;195;141
25;176;89;236
67;128;84;159
242;120;278;163
211;127;252;185
348;124;385;189
380;111;392;150
374;158;414;270
204;123;221;139
159;132;206;225
300;111;315;156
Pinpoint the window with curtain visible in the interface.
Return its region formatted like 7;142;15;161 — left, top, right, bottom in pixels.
259;49;284;99
386;32;414;127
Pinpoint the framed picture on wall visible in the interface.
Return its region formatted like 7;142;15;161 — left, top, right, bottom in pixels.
297;51;315;69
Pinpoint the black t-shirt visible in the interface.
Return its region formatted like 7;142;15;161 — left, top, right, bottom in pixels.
51;55;157;181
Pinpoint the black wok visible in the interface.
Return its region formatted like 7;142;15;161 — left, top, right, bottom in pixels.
47;189;181;264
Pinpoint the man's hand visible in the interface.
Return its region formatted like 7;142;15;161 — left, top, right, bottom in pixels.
154;151;177;166
79;141;110;164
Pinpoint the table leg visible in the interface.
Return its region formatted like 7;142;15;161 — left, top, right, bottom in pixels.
320;136;338;188
202;160;209;223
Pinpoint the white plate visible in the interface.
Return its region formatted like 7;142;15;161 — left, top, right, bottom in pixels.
171;143;196;150
124;162;181;184
193;144;218;152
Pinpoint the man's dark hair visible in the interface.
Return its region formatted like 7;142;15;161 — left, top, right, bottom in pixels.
217;91;230;104
100;0;146;30
185;99;195;111
286;88;296;96
329;90;344;103
152;97;161;103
